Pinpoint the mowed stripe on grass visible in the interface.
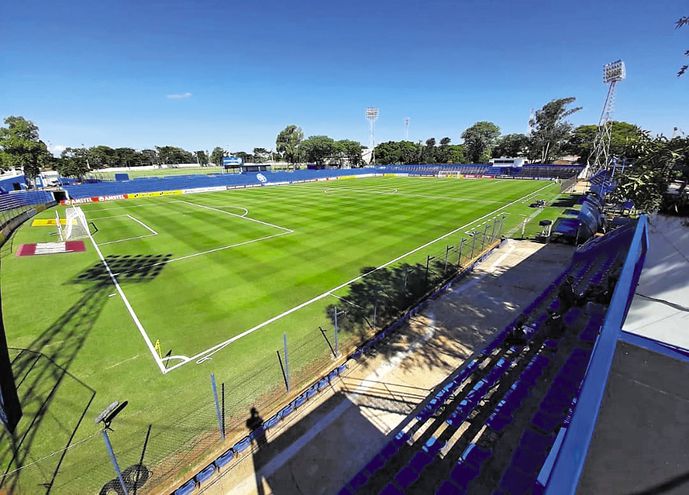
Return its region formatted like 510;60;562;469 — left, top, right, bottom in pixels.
69;177;555;361
0;176;560;494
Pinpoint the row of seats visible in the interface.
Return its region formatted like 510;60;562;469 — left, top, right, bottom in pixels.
63;168;390;199
340;222;633;494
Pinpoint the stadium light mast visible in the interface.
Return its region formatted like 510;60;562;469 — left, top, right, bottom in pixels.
404;117;410;141
366;107;379;164
588;59;626;176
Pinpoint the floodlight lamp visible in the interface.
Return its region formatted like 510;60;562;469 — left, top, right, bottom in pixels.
365;107;379;121
96;400;128;428
603;60;626;84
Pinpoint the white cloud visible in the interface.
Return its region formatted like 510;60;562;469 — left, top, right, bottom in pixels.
48;143;67;156
166;92;192;100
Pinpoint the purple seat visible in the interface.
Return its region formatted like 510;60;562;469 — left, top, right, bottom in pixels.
450;461;480;486
349;471;368;489
512;447;548;474
364;454;385;474
487;412;513;432
436;479;466;495
461;444;492;467
499;466;533;495
337;485;354;495
395;465;419;489
381;441;398;459
532;409;562;433
520;429;551;453
410;450;433;471
381;483;404;495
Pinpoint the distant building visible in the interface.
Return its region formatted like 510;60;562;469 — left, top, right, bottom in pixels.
490;157;529;167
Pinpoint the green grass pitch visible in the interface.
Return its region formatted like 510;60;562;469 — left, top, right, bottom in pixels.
0;176;561;493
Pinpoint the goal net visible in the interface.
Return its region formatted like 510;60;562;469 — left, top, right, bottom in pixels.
62;206;90;240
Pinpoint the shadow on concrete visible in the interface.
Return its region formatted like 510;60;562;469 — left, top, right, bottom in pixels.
246;392;388;495
326;241;574;375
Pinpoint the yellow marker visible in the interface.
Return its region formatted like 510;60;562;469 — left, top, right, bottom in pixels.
154;339;162;359
32;218;67;227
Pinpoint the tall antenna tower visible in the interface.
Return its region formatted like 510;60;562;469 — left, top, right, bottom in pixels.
404;117;410;140
366;107;379;164
588;60;626;175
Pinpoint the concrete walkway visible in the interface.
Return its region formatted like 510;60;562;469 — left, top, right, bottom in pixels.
198;240;573;495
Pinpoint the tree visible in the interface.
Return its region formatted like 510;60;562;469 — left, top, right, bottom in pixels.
335;140;363;166
300;136;336;166
435;137;452;163
87;145;116;168
421;137;438;163
210;147;225;166
276;125;304;164
447;145;466;163
155;146;194;165
493;133;530;158
567;122;647;163
253;148;270;163
677;16;688;76
610;136;689;213
195;150;209;166
57;147;90;180
0;116;51;179
140;149;159;166
528;97;581;163
461;121;501;163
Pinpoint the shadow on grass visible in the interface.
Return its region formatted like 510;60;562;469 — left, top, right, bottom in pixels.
325;242;575;374
0;254;169;493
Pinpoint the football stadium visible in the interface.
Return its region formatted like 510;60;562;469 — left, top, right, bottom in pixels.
2;2;689;495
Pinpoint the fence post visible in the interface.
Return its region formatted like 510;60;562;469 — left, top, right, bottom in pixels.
333;308;340;357
443;245;452;273
221;382;226;438
490;216;498;243
469;232;477;260
457;237;465;267
101;429;128;495
482;223;490;251
283;333;290;392
210;373;224;440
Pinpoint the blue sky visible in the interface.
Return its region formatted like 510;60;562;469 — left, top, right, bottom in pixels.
2;0;688;154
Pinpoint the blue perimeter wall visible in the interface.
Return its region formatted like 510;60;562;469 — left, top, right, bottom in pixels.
544;215;650;494
63;168;391;199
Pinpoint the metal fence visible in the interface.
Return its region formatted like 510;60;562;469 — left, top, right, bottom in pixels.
0;190;55;232
0;213;508;495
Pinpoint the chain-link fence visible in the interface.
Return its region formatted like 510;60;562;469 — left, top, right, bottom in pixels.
0;213;508;495
0;190;55;232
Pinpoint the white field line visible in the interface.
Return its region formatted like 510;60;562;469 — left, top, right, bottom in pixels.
96;214;159;246
164;182;553;372
173;199;293;233
84;219;166;374
155;231;292;266
126;214;158;234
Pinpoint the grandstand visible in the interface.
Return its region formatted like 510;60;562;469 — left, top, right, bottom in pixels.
1;165;679;495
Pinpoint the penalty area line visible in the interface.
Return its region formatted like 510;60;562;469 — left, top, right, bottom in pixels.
84;222;167;374
163;182;553;373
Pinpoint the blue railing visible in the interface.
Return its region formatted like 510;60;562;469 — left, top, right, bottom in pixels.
544;215;649;494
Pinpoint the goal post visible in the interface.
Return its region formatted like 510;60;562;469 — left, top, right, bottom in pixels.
63;206;90;240
55;210;64;241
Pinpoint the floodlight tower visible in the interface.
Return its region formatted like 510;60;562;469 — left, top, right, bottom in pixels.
588;59;626;176
366;107;379;164
404;117;410;140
